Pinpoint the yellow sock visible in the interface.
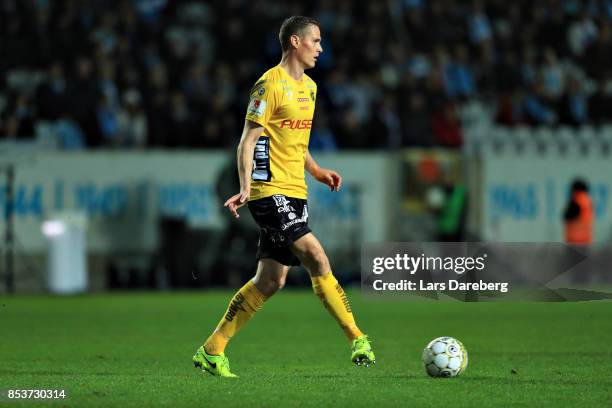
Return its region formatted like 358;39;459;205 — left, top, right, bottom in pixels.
311;273;364;341
204;279;267;355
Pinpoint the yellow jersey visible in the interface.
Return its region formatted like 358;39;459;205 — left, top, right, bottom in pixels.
245;65;317;201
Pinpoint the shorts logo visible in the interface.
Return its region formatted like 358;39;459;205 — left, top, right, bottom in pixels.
281;205;308;231
272;195;295;214
247;99;266;117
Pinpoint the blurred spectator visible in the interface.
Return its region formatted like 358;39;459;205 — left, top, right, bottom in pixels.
2;0;612;150
559;77;588;127
432;101;462;147
118;89;148;148
98;61;120;111
567;11;598;57
97;94;120;144
401;92;433;147
494;52;521;93
523;83;557;125
444;45;476;100
495;91;524;126
583;22;612;81
36;62;69;120
56;117;85;149
375;95;403;148
564;178;593;245
520;47;538;87
144;64;171;147
467;0;493;46
168;91;194;147
540;48;565;99
437;177;466;242
13;92;35;138
588;80;612;125
537;8;569;56
405;8;431;52
69;56;101;146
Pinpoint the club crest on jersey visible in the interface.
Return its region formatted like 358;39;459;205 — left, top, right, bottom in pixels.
310;90;315;101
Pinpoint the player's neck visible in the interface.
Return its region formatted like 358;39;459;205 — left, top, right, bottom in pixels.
279;56;305;81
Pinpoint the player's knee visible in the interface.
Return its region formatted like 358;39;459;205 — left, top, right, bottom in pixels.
256;275;285;296
267;278;285;294
306;248;330;274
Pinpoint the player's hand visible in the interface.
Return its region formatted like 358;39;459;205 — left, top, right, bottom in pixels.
224;188;250;218
315;168;342;192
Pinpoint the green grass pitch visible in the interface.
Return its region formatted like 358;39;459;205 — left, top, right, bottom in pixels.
1;290;610;407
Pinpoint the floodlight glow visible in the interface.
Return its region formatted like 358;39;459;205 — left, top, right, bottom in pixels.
42;220;66;237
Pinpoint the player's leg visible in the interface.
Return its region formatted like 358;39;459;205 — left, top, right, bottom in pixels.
194;259;289;377
204;258;288;353
252;258;290;297
290;233;375;366
290;232;361;339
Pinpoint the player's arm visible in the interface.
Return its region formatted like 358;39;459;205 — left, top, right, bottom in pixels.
305;149;342;192
224;120;264;218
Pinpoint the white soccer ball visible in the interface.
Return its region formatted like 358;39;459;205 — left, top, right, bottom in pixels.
422;337;468;377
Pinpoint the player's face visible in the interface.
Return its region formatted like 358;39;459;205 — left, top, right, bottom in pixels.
297;25;322;69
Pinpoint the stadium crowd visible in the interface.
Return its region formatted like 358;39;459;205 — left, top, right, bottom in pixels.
1;0;612;150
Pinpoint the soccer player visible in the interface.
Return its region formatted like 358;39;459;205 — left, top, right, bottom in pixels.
193;16;375;378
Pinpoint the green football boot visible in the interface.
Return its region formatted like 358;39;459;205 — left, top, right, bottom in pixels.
351;335;376;367
193;346;238;378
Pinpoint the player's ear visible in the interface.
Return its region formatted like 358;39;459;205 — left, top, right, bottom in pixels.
290;34;300;49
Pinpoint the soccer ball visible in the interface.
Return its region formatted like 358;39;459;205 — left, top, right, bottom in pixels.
422;337;468;377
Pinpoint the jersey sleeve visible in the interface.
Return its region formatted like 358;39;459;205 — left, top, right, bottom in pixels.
245;78;279;126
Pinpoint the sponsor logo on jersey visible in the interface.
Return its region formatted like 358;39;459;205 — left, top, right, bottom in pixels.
297;97;309;102
279;119;312;129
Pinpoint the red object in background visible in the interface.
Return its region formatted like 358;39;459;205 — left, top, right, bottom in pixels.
432;102;462;147
418;155;441;183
